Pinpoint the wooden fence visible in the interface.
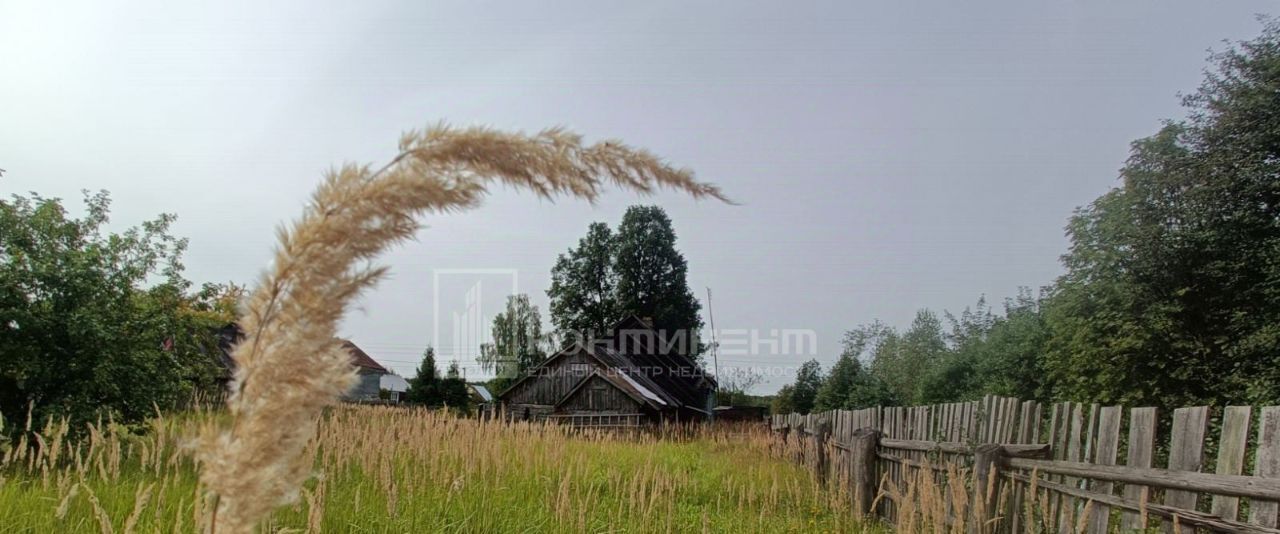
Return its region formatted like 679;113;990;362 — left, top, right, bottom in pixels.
770;395;1280;533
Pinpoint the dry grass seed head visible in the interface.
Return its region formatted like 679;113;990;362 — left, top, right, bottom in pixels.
198;124;727;533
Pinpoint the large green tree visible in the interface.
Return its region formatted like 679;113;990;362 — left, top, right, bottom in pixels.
405;346;441;406
866;311;947;405
547;222;617;338
439;361;472;411
546;206;705;361
1046;21;1280;408
0;191;226;431
478;294;547;392
612;206;704;359
789;359;824;414
815;329;898;411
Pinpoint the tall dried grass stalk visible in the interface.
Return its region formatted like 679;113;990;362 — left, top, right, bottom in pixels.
197;123;727;533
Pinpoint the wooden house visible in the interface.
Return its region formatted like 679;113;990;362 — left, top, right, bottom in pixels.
341;340;391;401
498;317;715;425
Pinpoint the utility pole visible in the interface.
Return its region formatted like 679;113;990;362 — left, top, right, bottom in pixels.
706;287;720;388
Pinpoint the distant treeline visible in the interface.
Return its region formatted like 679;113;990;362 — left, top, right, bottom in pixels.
774;20;1280;415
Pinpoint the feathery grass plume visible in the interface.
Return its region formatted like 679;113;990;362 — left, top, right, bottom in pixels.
197;123;728;533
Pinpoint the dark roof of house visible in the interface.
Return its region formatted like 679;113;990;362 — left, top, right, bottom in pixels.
500;316;711;413
605;316;715;409
340;339;388;373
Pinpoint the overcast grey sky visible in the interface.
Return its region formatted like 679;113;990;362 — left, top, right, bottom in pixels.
1;1;1273;391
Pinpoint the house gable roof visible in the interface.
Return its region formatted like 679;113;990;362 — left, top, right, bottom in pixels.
340;339;388;373
553;372;653;410
497;316;709;413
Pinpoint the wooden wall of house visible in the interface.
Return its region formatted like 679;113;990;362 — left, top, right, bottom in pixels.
345;370;382;401
559;375;643;414
503;349;598;406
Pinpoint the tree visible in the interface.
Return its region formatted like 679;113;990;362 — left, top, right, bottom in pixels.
771;384;796;415
547;222;617;339
864;312;947;405
439;361;471;411
972;291;1050;401
405;347;441;406
717;367;764;406
0;190;225;431
1046;20;1280;408
816;328;898;411
478;294;547;392
546;207;706;362
612;206;704;360
790;359;823;414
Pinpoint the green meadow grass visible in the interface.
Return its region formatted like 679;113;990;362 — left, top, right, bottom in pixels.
0;407;878;533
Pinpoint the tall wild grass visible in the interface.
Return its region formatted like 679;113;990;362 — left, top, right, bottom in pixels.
0;406;872;532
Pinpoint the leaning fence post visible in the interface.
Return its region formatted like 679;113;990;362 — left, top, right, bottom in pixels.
851;427;882;517
814;419;832;485
972;444;1007;533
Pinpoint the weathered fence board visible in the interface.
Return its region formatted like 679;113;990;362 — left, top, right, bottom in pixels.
1251;406;1280;528
1120;406;1158;531
771;398;1280;534
1089;405;1122;533
1166;406;1210;534
1212;406;1252;521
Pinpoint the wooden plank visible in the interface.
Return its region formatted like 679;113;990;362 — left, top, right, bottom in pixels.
1025;400;1039;443
1089;406;1122;533
1211;406;1252;521
1251;406;1280;527
1165;406;1210;534
1120;407;1158;531
961;400;971;442
1046;402;1066;533
977;394;988;440
1058;403;1086;534
1011;399;1037;534
1083;403;1100;477
1004;457;1280;501
1002;471;1280;534
992;396;1003;443
1005;397;1021;443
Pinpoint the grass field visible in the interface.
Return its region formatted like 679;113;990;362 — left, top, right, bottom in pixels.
0;406;874;532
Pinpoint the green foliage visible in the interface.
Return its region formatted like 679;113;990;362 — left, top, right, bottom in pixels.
404;347;441;406
814;330;897;411
773;21;1280;412
407;349;470;411
1045;20;1280;408
788;360;823;414
863;311;947;406
0;409;872;532
968;292;1051;400
478;294;547;391
0;191;229;431
776;292;1049;412
547;222;616;336
439;361;471;410
546;206;705;361
770;384;795;415
612;206;705;359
